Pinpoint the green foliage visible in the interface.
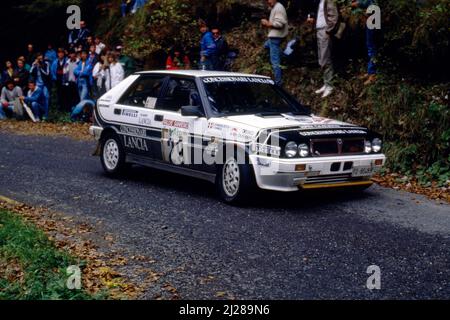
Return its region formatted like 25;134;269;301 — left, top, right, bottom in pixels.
0;210;94;300
120;0;198;61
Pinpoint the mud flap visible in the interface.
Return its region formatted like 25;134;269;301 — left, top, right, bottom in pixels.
92;142;101;156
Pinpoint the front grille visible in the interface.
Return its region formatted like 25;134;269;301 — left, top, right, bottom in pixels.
311;138;365;157
304;174;366;185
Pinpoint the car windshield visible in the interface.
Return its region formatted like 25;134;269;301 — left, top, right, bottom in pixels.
202;77;309;117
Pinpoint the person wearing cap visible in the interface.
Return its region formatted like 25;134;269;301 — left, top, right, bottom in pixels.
199;20;217;71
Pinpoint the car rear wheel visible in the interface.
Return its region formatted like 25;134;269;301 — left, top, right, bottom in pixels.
100;134;127;176
217;157;256;204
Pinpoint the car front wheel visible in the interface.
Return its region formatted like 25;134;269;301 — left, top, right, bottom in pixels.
100;134;127;176
217;157;255;204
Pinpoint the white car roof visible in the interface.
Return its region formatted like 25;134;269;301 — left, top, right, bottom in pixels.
136;70;271;79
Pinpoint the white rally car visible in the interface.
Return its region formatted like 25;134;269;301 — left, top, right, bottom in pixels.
90;70;386;203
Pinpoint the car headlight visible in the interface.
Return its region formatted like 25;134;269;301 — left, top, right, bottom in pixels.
298;144;310;157
372;138;382;153
285;141;298;158
364;141;372;154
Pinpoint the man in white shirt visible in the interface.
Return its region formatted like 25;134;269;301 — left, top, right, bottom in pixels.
308;0;339;98
261;0;288;86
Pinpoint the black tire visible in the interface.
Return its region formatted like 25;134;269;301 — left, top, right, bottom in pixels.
216;157;256;204
100;133;128;176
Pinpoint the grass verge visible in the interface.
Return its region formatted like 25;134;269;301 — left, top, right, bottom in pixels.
0;209;97;300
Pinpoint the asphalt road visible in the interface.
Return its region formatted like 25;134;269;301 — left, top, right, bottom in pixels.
1;131;449;299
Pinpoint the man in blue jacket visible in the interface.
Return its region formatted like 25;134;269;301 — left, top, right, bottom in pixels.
74;50;93;101
20;80;46;121
199;21;217;71
29;53;51;120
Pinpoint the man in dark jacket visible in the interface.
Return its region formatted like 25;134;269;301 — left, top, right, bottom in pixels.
211;27;229;71
13;59;30;90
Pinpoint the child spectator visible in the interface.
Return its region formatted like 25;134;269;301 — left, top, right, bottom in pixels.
92;52;108;98
0;80;23;120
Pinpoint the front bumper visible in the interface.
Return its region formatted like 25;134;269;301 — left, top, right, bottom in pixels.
249;154;386;192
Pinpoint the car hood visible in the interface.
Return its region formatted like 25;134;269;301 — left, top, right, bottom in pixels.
223;114;359;130
206;114;368;143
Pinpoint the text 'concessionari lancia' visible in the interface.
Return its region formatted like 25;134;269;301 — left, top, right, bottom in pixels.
90;70;386;203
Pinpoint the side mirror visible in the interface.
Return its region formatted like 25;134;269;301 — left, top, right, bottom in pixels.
181;105;204;118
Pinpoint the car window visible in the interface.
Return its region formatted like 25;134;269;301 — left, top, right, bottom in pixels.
156;78;202;113
118;76;166;108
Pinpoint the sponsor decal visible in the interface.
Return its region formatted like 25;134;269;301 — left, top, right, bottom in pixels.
138;113;152;126
311;116;334;124
122;109;139;118
203;77;275;85
162;119;189;129
299;130;367;137
124;136;149;151
120;125;147;138
230;128;256;141
252;143;281;157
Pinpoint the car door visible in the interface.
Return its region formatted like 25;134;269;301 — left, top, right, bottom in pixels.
113;75;167;158
151;76;208;169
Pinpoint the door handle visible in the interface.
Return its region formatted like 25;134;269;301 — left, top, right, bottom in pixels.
154;115;164;122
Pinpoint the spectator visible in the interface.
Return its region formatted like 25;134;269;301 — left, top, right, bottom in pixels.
307;0;339;98
29;53;51;120
26;44;37;66
74;50;94;101
116;45;136;77
69;21;91;49
2;61;15;86
88;45;99;66
51;48;68;112
92;52;108;98
131;0;147;14
104;53;125;91
71;99;95;122
211;27;229;71
352;0;377;85
45;44;57;66
18;56;31;71
63;49;80;112
166;46;191;70
86;36;95;48
20;80;46;121
13;59;30;90
1;80;23;120
94;36;106;55
261;0;288;87
199;20;217;71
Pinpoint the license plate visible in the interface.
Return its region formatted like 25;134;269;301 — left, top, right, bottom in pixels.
352;166;375;177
